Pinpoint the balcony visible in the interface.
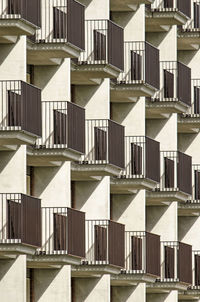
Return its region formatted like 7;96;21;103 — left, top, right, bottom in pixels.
178;1;200;50
71;20;124;85
148;241;192;293
111;42;160;102
28;101;85;166
72;219;125;277
145;0;191;32
0;80;41;149
0;193;41;257
146;61;191;119
146;151;192;205
112;231;160;285
178;79;200;133
72;119;124;179
30;207;85;268
111;136;160;194
110;0;154;12
179;164;200;216
0;0;40;43
27;0;85;65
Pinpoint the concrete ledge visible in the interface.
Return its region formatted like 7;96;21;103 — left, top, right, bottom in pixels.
0;243;37;257
178;202;200;216
111;272;157;286
0;130;38;146
146;100;189;119
111;177;157;194
146;190;190;204
0;18;37;36
71;163;122;179
72;264;121;277
178;115;200;133
147;281;189;293
29;254;81;268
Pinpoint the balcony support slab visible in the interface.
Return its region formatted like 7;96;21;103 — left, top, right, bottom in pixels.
146;190;190;205
111;178;157;194
178;31;200;50
71;163;122;179
0;130;38;147
0;19;37;37
111;273;157;286
72;264;121;277
147;281;189;293
178;116;200;133
29;254;81;269
0;244;37;258
146;100;189;119
178;203;200;217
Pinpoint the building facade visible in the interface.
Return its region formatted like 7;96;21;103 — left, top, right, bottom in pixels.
0;0;199;301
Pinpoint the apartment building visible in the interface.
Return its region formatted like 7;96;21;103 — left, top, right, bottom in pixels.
0;0;199;302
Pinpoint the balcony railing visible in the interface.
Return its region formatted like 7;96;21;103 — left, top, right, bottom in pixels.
38;207;85;258
0;193;41;248
0;0;41;27
35;101;85;154
155;151;192;195
160;241;192;284
117;41;160;90
84;220;125;268
123;231;160;277
146;0;191;18
31;0;84;50
81;119;124;169
0;80;42;137
120;136;160;183
150;61;191;107
182;1;200;31
77;19;124;71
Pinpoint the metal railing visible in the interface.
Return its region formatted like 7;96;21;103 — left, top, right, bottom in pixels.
31;0;84;50
120;136;160;183
146;0;191;18
149;61;191;107
77;19;124;71
123;231;160;277
83;219;125;268
117;41;160;89
155;151;192;195
0;80;42;137
35;101;85;154
160;241;192;284
0;0;41;27
0;193;41;247
37;207;85;258
81;119;125;169
182;1;200;31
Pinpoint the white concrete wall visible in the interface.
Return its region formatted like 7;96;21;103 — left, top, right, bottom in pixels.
147;291;178;302
34;265;71;302
0;256;26;302
179;216;200;250
112;283;145;302
81;0;109;19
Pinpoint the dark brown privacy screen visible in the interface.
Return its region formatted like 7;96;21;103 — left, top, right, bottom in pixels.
177;0;191;18
146;232;160;277
94;127;107;161
194;2;200;28
67;0;85;50
177;152;192;195
164;0;173;8
53;7;67;39
177;62;191;106
145;137;160;183
165;246;174;279
8;0;41;27
195;170;200;200
178;242;192;284
94;30;106;61
145;43;160;89
194;86;200;114
67;208;85;258
164;158;174;188
164;70;174;98
8;91;21;127
68;102;85;154
195;255;200;286
54;213;67;250
108;21;124;71
131;143;142;175
131;51;142;81
108;221;125;268
53;110;67;145
7;195;41;247
94;225;107;261
108;120;125;169
131;236;142;270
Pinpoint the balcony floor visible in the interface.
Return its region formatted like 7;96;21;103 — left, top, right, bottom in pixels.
178;115;200;133
29;254;81;269
178;30;200;50
71;63;120;85
0;130;38;148
178;202;200;217
111;82;157;102
27;147;82;166
111;272;157;286
72;264;121;277
179;288;200;300
0;18;37;38
71;162;122;180
146;189;190;205
27;41;81;65
147;281;189;293
146;10;189;32
0;243;37;258
146;100;189;119
111;177;157;194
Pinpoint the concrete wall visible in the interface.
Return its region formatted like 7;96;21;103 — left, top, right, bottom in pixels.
112;283;145;302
